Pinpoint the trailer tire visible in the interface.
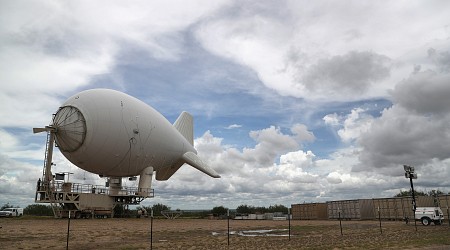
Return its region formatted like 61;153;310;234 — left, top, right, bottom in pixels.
421;217;431;226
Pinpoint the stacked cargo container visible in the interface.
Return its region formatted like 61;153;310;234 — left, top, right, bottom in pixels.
373;197;405;220
327;199;374;220
438;194;450;208
438;194;450;220
291;203;328;220
291;195;444;221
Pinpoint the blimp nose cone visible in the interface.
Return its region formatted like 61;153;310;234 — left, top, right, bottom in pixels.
53;106;86;152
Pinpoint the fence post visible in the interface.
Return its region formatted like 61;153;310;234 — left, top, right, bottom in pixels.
227;209;230;246
288;208;291;241
150;209;153;250
66;211;71;250
378;206;382;234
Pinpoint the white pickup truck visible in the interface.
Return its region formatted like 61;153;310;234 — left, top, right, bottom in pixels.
415;207;444;226
0;208;24;217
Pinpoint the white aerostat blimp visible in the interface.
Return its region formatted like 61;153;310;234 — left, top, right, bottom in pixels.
35;89;220;192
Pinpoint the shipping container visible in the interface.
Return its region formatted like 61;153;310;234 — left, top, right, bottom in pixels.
264;213;274;220
373;197;404;220
292;195;444;221
400;197;414;220
372;196;435;220
438;194;450;209
327;199;374;220
291;203;328;220
248;214;257;220
437;194;450;219
417;196;435;207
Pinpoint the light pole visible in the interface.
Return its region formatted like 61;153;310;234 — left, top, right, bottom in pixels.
404;165;417;232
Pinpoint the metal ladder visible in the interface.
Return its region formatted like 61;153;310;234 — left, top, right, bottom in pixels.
42;130;61;218
41;131;51;179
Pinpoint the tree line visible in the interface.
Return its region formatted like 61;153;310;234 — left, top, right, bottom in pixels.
1;203;54;216
394;189;447;197
1;202;289;217
211;204;288;216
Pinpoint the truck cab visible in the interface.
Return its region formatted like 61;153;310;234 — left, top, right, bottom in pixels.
415;207;444;226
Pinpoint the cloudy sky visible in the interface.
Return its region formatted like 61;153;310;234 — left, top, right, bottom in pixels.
1;0;450;210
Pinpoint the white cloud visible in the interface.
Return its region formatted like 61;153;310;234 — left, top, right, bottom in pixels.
225;124;242;129
247;126;300;165
0;129;19;150
279;150;315;168
290;124;315;142
324;108;374;143
326;172;342;184
0;129;45;161
0;0;229;128
323;113;339;126
358;104;450;170
0;154;42;206
195;1;450;101
357;62;450;171
301;51;391;100
338;109;374;143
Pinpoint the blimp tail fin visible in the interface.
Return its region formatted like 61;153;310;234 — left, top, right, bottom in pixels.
182;152;221;178
155;152;220;180
155;160;184;181
173;111;194;146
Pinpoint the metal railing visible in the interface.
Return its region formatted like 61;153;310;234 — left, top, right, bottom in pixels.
38;180;153;197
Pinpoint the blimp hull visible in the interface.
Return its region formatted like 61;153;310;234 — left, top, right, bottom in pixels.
52;89;219;179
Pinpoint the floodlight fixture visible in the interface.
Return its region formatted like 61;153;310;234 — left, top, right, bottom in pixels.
403;165;414;172
404;172;418;179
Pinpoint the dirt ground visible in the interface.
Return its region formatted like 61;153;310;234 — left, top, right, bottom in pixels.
1;217;450;249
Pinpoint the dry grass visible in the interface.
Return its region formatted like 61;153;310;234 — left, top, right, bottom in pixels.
1;217;449;249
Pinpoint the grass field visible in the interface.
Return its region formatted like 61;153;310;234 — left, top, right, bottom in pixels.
1;217;449;249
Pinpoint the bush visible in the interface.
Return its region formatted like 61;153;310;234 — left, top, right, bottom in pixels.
211;206;228;216
24;204;53;216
